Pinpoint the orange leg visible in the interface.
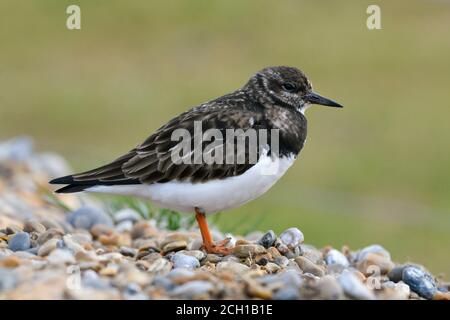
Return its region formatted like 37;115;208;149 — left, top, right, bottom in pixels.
195;207;232;255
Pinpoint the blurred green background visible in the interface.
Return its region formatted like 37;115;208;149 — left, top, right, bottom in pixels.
1;0;449;276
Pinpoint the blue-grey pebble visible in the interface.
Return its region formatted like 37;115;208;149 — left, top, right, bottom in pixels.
273;286;300;300
0;268;18;292
171;253;200;269
402;266;437;299
66;206;113;230
8;232;31;252
82;270;111;290
171;280;214;298
152;275;175;291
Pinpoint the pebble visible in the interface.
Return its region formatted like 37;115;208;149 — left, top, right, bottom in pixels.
171;280;214;298
115;220;133;233
381;281;410;300
37;238;59;256
325;249;349;269
171;253;200;269
114;208;142;223
232;244;266;258
204;254;222;264
47;249;76;265
23;220;46;234
315;275;344;300
402;266;437;299
258;230;277;249
83;270;111;290
216;261;250;274
279;227;304;248
338;270;375;300
8;232;31;252
163;240;187;253
295;256;325;277
356;244;391;261
66;206;113;230
146;258;172;274
357;252;395;276
273;286;300;300
0;268;18;292
178;250;205;261
37;228;64;245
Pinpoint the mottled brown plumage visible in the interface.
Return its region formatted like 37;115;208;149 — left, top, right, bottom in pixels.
50;66;342;193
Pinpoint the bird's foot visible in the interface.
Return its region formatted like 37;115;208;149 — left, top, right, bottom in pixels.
202;238;233;255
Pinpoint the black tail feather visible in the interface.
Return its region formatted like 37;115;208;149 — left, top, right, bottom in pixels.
54;184;89;193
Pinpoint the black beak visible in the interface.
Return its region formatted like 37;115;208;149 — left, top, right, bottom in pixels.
304;92;343;108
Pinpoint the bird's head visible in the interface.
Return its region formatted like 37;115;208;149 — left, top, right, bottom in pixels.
246;66;343;113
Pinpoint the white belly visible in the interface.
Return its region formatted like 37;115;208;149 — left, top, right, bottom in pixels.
88;154;295;214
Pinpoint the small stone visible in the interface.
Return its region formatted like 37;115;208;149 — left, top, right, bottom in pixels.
82;270;111;290
356;244;391;262
381;281;410;300
232;244;266;258
131;221;156;240
246;281;272;299
295;256;325;277
66;206;113;230
23;220;46;234
90;224;114;238
37;228;64;245
178;250;205;261
37;238;59;256
98;233;120;246
0;268;18;292
264;262;280;274
274;256;289;268
62;235;86;254
357;252;395;276
258;230;277;249
171;253;200;269
279;227;304;248
273;286;300;300
0;136;33;162
113;208;142;223
163;240;187;253
388;264;409;282
338;270;375;300
301;245;323;264
402;266;437;300
325;249;349;269
47;249;76;265
204;254;222;264
115;220;133;233
119;246;137;258
99;266;118;277
171;280;214;298
147;258;173;274
8;232;31;252
216;261;250;274
315;275;345;300
433;291;450;300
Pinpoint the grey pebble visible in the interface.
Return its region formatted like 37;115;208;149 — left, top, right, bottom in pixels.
171;280;214;298
171;253;200;269
325;249;349;268
0;268;18;292
338;270;374;300
279;228;304;248
66;206;113;230
82;270;111;290
356;244;391;262
273;286;300;300
113;208;142;223
402;266;437;299
8;232;31;252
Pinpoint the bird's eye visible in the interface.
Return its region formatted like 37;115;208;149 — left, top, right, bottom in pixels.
282;82;297;92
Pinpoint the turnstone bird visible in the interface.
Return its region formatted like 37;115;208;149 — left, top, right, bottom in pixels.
50;66;343;254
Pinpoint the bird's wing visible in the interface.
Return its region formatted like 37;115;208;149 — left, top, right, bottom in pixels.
50;103;268;188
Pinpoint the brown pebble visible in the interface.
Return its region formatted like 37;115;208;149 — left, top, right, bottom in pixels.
162;240;187;253
23;220;46;234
